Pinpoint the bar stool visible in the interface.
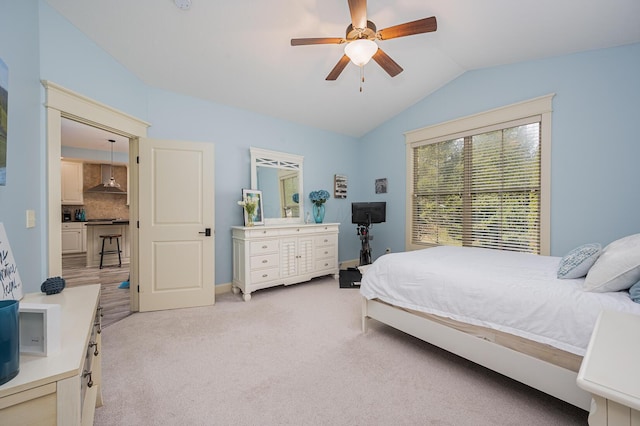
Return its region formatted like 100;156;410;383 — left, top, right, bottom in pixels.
99;234;122;269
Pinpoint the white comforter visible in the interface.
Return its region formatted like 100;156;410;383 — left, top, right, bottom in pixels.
360;246;640;355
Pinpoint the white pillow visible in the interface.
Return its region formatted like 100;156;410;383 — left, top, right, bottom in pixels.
557;243;601;279
584;233;640;292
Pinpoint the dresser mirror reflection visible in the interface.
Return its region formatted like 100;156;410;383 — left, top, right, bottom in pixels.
250;147;304;224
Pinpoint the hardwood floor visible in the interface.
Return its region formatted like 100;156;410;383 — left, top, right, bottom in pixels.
62;253;131;328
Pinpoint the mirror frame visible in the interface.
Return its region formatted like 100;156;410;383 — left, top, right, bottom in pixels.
250;147;304;225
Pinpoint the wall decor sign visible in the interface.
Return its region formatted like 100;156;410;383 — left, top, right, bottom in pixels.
0;57;8;186
334;174;347;199
375;178;388;194
0;223;23;301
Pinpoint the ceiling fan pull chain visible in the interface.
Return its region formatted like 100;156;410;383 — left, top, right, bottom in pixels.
360;66;364;92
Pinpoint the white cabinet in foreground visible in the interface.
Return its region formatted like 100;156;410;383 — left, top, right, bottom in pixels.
0;285;102;425
577;310;640;425
232;223;339;301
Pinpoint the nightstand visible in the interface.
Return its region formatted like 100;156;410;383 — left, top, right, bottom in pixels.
577;310;640;425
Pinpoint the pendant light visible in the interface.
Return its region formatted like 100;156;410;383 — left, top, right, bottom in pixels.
104;139;120;188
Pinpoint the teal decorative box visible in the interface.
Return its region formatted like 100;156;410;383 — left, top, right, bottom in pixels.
0;299;20;386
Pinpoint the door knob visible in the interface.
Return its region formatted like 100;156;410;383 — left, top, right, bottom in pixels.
199;228;212;237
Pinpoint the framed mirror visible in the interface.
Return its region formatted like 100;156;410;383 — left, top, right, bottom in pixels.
250;147;304;224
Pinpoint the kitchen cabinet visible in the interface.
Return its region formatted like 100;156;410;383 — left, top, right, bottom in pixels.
61;160;84;205
85;222;130;267
61;222;87;254
232;223;339;301
0;285;102;425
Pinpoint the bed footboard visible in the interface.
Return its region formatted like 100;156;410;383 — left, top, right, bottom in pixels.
361;297;591;411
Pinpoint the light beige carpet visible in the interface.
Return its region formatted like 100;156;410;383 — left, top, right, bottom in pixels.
95;277;587;425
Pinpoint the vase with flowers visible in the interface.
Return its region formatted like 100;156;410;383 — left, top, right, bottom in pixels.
309;189;330;223
238;196;258;227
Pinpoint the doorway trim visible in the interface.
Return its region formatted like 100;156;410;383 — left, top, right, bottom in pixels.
43;80;149;310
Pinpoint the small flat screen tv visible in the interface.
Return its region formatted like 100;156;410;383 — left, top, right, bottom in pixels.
352;202;386;225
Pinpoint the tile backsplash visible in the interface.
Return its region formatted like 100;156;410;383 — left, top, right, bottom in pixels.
62;164;129;220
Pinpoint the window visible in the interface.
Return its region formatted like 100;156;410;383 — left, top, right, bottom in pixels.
405;95;553;255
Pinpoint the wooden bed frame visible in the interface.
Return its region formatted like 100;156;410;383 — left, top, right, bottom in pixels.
362;297;592;411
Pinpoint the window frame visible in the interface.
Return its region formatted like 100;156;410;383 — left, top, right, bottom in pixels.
405;94;554;255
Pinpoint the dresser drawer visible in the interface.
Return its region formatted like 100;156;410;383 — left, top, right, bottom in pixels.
315;258;336;271
245;228;280;238
250;239;279;255
251;267;280;283
250;253;280;270
314;234;337;247
315;245;336;259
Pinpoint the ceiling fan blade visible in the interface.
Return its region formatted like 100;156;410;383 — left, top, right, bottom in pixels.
377;16;437;40
372;49;403;77
326;55;351;81
348;0;367;29
291;37;345;46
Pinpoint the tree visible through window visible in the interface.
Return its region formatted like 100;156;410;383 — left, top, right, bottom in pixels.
412;121;541;254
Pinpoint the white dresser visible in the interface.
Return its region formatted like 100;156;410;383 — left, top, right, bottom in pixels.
0;284;102;425
232;223;339;301
577;310;640;426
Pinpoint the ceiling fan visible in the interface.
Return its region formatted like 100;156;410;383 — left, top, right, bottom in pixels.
291;0;437;81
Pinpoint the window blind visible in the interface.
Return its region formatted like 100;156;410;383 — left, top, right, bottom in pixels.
411;120;541;253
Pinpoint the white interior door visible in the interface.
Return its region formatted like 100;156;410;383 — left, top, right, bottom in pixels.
138;138;215;312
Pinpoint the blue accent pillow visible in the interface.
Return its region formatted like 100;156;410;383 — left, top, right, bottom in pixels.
557;243;602;279
629;281;640;303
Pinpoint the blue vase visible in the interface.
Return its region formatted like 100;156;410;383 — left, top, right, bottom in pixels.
313;203;325;223
0;299;20;386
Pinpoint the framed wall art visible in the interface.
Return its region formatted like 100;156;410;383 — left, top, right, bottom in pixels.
334;174;347;199
0;57;8;186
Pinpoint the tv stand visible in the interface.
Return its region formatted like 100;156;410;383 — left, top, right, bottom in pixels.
357;224;373;265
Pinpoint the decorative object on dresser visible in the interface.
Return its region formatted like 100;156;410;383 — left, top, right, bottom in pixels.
232;223;340;301
309;189;330;223
0;222;23;301
0;299;20;386
238;189;263;227
41;276;65;295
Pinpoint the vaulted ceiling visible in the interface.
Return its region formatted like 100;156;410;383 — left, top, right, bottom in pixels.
46;0;640;138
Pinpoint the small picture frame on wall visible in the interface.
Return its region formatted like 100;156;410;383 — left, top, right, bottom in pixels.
375;178;388;194
241;189;264;226
334;174;347;199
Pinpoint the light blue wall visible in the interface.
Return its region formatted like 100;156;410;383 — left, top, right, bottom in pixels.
2;1;361;291
2;1;638;293
146;88;360;284
0;2;43;291
360;42;640;257
38;2;148;121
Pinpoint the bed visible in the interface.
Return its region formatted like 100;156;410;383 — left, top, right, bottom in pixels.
360;245;640;411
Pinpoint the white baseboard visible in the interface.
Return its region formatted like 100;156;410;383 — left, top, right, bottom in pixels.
339;259;360;269
215;282;232;295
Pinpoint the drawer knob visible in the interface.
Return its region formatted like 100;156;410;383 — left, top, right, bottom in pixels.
262;274;268;278
262;259;268;264
89;341;99;356
262;245;268;249
94;321;102;334
83;370;93;388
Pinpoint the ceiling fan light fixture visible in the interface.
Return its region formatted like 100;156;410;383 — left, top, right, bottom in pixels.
344;39;378;67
